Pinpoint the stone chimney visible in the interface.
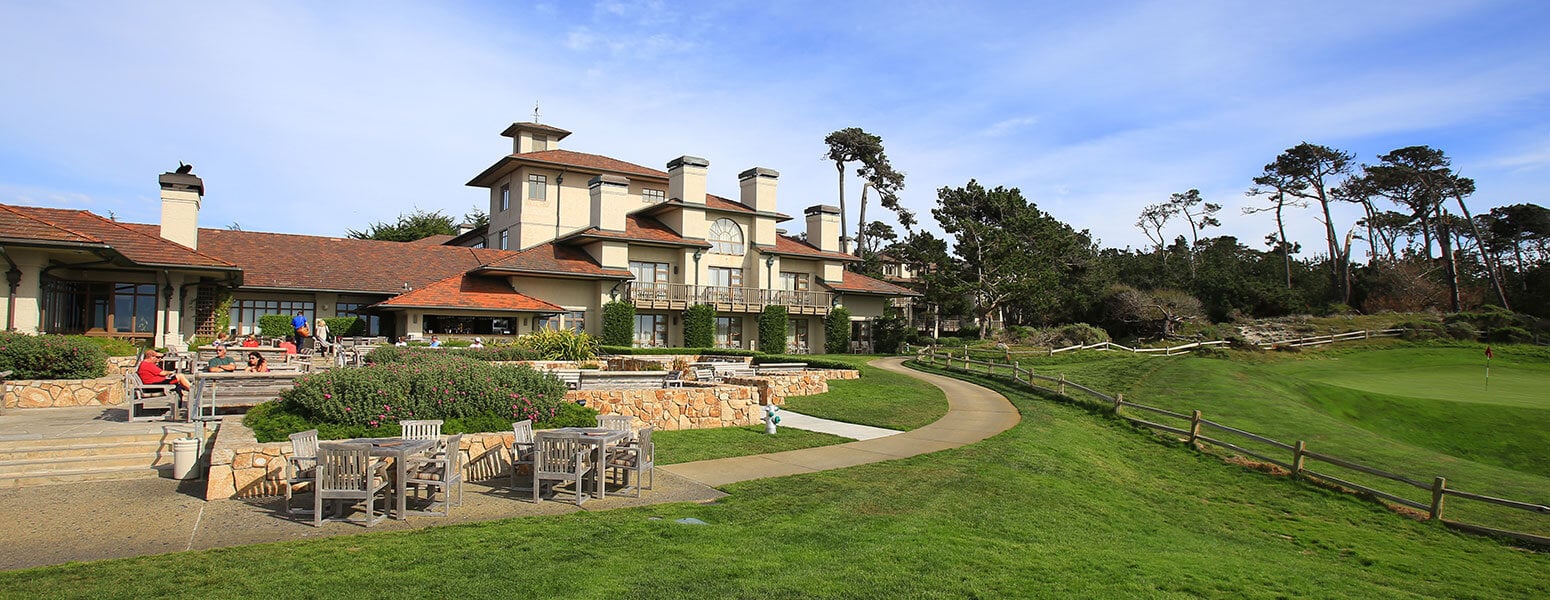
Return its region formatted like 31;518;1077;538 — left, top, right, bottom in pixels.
589;174;630;232
738;167;778;213
158;168;204;249
805;205;841;253
667;156;709;205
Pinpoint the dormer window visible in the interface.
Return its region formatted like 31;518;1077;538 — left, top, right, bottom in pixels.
642;189;665;204
708;218;744;255
532;134;549;151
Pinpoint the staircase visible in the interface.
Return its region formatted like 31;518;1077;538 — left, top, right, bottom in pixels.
0;430;193;488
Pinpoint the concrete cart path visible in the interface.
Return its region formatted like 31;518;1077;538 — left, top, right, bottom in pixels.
775;410;901;440
661;357;1018;487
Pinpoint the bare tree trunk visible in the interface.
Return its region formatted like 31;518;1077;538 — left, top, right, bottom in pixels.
1316;190;1346;302
856;183;870;256
1276;200;1291;288
835;162;849;254
1453;192;1511;310
1435;205;1461;312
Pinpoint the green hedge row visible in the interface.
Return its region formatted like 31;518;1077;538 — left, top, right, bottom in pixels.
365;345;541;363
752;354;854;370
683;304;716;348
598;346;760;356
0;333;109;379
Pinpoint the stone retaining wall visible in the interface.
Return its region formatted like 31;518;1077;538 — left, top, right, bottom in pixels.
604;355;752;371
566;383;759;430
722;369;859;406
206;420;516;500
106;356;139;376
2;377;124;409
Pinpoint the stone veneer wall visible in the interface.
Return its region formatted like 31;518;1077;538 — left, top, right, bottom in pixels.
206;419;516;501
565;383;760;431
604;355;752;371
2;377;124;409
722;369;860;406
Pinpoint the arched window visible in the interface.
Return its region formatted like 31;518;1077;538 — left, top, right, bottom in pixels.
708;218;744;255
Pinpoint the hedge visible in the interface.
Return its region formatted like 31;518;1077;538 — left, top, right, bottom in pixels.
0;333;108;379
825;307;852;354
602;301;635;346
280;353;568;427
758;305;788;354
257;314;296;338
321;316;366;338
753;354;854;371
682;304;716;349
598;346;759;356
365;345;541;363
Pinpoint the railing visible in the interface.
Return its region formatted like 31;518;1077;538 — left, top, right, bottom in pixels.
626;282;833;314
916;347;1550;547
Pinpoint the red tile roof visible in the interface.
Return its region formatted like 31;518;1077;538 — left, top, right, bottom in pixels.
515;150;667;179
476;241;633;279
1;205;236;269
826;270;921;296
374;273;564;312
767;234;860;262
408;234;455;245
559;214;709;248
121;225;513;293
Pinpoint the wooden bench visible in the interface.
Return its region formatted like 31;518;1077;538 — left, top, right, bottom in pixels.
187;371;307;421
125;370;181;422
755;363;808;375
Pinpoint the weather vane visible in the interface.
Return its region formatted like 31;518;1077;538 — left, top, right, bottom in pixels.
533;102;541;124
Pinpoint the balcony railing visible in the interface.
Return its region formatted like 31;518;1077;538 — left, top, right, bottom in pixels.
626;282;833;315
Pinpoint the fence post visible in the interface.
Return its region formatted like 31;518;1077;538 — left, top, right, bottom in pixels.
1188;410;1202;445
1059;374;1067;395
1291;440;1306;479
1013;360;1019;379
1113;392;1124;414
1429;477;1447;521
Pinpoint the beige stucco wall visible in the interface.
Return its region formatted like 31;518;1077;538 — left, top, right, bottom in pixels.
840;295;887;319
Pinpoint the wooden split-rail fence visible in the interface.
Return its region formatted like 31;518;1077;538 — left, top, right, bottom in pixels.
904;328;1415;360
917;348;1550;547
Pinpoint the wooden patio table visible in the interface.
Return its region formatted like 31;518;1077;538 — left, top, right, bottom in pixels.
332;437;438;519
538;428;629;500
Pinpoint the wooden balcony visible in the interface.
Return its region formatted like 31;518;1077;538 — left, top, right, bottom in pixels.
626;282;833;315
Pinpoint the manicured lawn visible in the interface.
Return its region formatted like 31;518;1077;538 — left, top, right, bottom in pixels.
655;425;852;465
1;360;1544;598
779;355;947;430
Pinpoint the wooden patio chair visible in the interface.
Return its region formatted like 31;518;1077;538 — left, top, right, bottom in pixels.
606;426;655;498
661;370;684;388
596;415;634;443
312;443;391;527
404;433;465;517
509;420;536;491
125;369;179;422
532;435;594;505
399;419;444;454
284;429;319;515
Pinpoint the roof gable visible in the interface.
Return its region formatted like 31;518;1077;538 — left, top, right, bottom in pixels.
1;205;235;269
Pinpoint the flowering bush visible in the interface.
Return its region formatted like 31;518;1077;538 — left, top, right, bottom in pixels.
0;333;108;379
281;354;567;427
364;345;541;364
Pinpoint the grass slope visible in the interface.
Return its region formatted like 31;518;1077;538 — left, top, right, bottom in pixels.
655;426;852;465
0;362;1545;598
779;355;948;430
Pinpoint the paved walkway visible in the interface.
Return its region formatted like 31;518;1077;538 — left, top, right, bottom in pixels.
662;357;1018;487
0;357;1017;570
775;410;901;440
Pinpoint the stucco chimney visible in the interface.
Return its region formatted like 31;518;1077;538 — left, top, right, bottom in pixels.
805;205;841;253
158;168;204;249
667;156;709;205
589;174;630;232
738;167;778;213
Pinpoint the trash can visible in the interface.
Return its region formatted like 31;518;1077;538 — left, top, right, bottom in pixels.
172;437;202;480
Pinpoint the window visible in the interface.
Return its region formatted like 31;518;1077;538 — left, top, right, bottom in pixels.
715;316;743;349
708;218;744;255
642;189;665;204
499;228;509;250
39;280;159;336
336;302;383;337
633;314;667;347
565;310;586;333
231;299;315;336
787;319;809;353
499;184;510;212
527;174;547;201
707;267;743;303
779;271;810;291
532;134;548;151
424;315;513;335
533;314;560;331
630;261;670;299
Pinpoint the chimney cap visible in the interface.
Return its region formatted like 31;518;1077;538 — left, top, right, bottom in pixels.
588;174;630;187
805;204;841;216
666;155;710;170
159;172;204;196
738;167;779;180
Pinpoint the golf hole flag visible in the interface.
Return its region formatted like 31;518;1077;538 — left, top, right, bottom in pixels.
1485;346;1493;359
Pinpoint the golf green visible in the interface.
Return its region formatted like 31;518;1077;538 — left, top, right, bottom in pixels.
1267;347;1550;409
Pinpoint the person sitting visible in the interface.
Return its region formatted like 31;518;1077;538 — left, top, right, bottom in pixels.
429;336;442;348
212;332;231;348
240;334;261;348
136;349;191;392
205;346;238;372
278;339;297;354
469;337;484;349
244;352;269;373
394;336;408;347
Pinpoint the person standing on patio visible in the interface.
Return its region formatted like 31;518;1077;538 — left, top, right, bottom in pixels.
313;318;332;356
291;310;311;352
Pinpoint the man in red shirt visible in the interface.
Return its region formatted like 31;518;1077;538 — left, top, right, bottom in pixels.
136;349;191;392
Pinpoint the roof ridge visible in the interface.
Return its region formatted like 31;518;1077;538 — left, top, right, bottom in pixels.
83;211;236;267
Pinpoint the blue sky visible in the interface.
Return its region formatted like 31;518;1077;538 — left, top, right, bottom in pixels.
2;0;1547;255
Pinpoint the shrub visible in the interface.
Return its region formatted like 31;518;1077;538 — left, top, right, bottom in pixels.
1488;326;1532;343
547;401;601;428
825;307;851;354
365;345;540;364
519;329;597;360
258;314;295;338
321;316;366;337
597;346;758;356
1396;320;1445;340
79;335;141;357
602;301;635;346
1444;321;1480;341
872;306;908;354
1053;323;1110;347
759;305;789;354
0;333;109;380
280;354;567;427
682;304;716;348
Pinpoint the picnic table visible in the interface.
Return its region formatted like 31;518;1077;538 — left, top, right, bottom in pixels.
186;371;308;421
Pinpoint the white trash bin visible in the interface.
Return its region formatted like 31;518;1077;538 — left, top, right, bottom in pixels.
172;437;202;480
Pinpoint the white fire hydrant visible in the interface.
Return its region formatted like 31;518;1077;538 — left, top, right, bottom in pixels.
763;404;781;434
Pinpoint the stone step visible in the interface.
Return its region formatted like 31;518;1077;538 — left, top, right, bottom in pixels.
0;440;180;462
0;452;174;476
0;432;189;451
0;465;171;489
